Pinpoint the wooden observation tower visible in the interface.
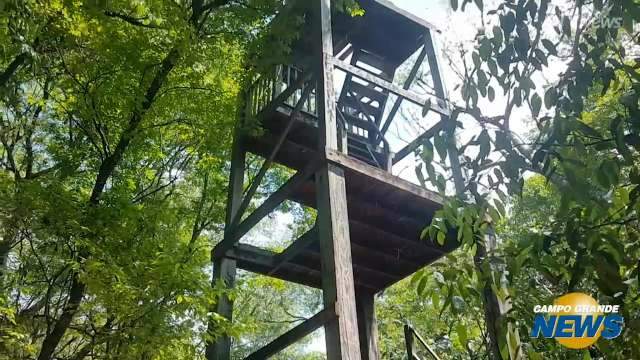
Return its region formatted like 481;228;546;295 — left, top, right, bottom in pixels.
208;0;457;359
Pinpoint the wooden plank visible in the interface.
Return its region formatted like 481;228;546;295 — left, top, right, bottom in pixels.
300;248;399;288
357;294;380;360
229;244;381;292
211;159;320;259
271;227;318;275
255;71;311;122
315;162;362;359
232;84;314;228
408;324;442;360
331;58;450;116
380;43;428;142
228;244;323;289
206;125;246;360
404;324;414;360
393;119;445;165
244;304;336;360
314;0;362;357
325;149;443;205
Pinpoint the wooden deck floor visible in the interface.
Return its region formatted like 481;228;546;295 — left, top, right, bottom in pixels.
232;109;458;293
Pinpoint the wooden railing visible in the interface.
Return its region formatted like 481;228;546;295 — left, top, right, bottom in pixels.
404;323;442;360
244;57;451;170
246;64;318;118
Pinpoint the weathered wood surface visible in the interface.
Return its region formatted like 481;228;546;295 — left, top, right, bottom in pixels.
315;0;362;357
206;127;245;360
232;84;314;229
331;58;450;116
357;294;380;360
379;41;429;142
211;159;320;259
244;304;336;360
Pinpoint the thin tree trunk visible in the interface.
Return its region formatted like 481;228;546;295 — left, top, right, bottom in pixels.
0;239;12;278
474;240;503;360
0;52;28;87
35;46;181;360
474;227;522;360
37;273;86;360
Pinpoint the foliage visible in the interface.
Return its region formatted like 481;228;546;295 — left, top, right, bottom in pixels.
411;0;640;358
0;0;290;359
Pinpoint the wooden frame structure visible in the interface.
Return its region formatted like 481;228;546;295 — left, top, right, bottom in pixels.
206;1;458;359
404;323;442;360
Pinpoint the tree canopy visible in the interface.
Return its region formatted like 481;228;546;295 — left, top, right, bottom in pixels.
1;0;639;359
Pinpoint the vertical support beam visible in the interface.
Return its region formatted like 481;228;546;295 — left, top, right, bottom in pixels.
316;164;361;360
206;127;245;360
314;0;361;359
403;324;414;360
356;293;380;360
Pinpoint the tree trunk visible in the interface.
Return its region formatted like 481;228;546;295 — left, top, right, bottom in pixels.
474;227;522;360
0;52;28;87
37;273;86;360
0;240;12;279
474;240;503;360
35;46;181;360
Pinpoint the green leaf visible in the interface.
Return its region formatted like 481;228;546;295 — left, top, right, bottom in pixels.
492;25;503;45
437;231;446;245
488;58;498;76
562;16;571;36
450;0;458;11
530;93;542;117
478;129;491;159
576;120;600;138
512;87;522;106
434;132;448;161
479;39;492;60
488;86;495;101
500;12;516;34
457;323;469;347
541;39;557;56
594;0;603;10
610;116;633;163
452;295;466;312
431;291;440;309
417;276;428;295
472;51;481;68
544;87;557;109
474;0;483;11
422;98;432;117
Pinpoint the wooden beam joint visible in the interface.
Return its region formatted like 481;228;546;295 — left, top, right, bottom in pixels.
244;304;336;360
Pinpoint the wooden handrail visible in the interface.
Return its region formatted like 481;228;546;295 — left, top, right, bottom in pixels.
330;57;450;117
404;323;441;360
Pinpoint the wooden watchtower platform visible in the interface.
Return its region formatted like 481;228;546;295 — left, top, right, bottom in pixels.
207;1;457;359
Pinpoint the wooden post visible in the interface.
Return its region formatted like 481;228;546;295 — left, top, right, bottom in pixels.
206;128;245;360
356;293;380;360
314;0;362;359
403;324;414;360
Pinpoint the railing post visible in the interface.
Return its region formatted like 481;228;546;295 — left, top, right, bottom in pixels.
404;324;414;360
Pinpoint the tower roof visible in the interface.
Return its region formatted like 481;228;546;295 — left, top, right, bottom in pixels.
332;0;439;66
